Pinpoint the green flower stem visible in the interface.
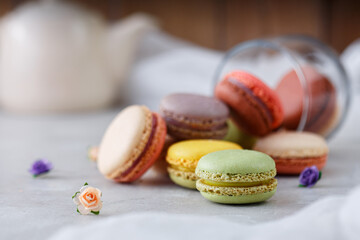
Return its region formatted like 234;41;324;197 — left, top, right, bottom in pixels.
72;191;80;199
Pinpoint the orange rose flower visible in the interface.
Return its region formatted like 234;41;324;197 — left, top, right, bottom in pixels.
73;183;102;215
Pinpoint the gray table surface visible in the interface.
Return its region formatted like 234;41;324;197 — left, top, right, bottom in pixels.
1;33;359;240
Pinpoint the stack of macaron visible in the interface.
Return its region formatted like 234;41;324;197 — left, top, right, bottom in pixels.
166;139;242;189
95;68;330;205
215;71;284;137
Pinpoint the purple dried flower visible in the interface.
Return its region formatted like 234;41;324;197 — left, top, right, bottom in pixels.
299;166;321;187
29;159;53;177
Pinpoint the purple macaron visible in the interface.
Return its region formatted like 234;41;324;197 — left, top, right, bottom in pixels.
159;93;229;140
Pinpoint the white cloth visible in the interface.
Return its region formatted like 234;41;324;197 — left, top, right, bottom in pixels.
119;31;223;110
341;39;360;93
50;185;360;240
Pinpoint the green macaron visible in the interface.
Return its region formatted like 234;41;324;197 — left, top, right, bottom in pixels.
223;119;257;149
195;149;277;204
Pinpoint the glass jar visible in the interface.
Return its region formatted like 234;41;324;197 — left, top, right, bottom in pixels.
213;35;351;139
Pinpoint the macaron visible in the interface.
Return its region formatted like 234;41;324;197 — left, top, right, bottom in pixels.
97;105;167;182
253;131;328;174
223;119;257;149
166;140;242;189
275;66;337;136
195;149;277;204
160;93;229;140
215;71;284;136
151;135;177;175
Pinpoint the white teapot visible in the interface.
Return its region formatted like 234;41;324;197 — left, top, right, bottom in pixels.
0;1;157;113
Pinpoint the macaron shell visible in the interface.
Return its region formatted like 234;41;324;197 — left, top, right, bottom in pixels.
317;104;340;137
215;71;284;136
253;131;328;158
223;119;257;149
305;75;337;134
275;69;304;129
195;149;277;204
166;140;242;171
196;149;276;176
275;66;337;135
160;93;229;140
169;172;197;189
152;135;176;175
160;93;229;123
97;105;151;179
274;155;327;174
167;140;241;189
216;78;272;136
199;189;276;204
118;112;167;182
226;71;283;128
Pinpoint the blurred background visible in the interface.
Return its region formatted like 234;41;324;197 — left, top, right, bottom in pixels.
4;0;360;52
0;0;359;114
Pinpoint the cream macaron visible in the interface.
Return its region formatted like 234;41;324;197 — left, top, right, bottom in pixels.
253;131;329;174
97;105;167;182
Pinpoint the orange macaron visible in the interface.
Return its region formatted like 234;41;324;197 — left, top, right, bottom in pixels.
97;105;167;182
215;71;284;137
253;131;328;175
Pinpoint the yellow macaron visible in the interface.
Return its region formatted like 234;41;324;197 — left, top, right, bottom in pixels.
166;139;242;189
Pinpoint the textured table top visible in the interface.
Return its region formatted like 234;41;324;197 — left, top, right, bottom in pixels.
1;32;359;240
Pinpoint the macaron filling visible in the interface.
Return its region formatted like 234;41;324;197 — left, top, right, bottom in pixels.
116;114;158;179
167;124;228;139
202;179;273;188
164;116;228;131
196;168;276;182
196;178;277;196
228;77;274;123
196;168;277;195
170;164;193;173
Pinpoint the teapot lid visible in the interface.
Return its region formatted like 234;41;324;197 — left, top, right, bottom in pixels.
2;0;105;38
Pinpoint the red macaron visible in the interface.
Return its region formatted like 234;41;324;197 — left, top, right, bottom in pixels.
215;71;284;136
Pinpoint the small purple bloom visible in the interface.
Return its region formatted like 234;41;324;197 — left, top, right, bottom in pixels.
29;159;53;177
299;166;321;187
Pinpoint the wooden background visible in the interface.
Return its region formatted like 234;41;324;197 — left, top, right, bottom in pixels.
5;0;360;52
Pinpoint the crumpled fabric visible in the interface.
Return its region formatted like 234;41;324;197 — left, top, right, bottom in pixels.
49;185;360;240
